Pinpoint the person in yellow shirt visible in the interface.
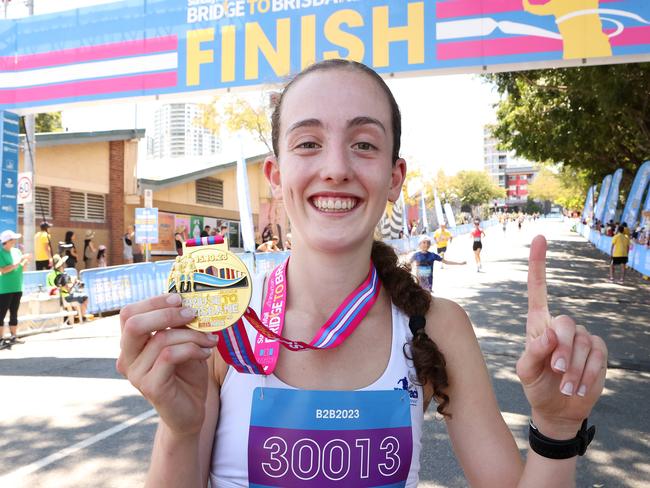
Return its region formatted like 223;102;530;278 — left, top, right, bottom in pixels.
433;223;453;258
610;225;630;283
34;222;53;270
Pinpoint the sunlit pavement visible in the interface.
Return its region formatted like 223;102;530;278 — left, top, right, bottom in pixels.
1;220;648;487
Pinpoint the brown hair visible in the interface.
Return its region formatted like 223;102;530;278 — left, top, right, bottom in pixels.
270;59;450;416
371;240;450;417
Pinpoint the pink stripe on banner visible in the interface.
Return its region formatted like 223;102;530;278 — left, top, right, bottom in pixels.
0;71;177;104
0;36;177;71
438;36;561;60
437;24;650;61
437;0;624;19
610;25;650;47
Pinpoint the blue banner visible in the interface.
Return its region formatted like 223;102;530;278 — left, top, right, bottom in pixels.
603;168;623;224
582;184;596;221
620;161;650;226
1;1;650;112
594;174;612;223
0;111;19;230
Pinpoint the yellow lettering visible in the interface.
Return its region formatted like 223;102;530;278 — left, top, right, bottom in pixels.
221;25;236;82
245;19;291;80
186;28;215;86
323;9;364;62
301;15;316;70
372;2;424;68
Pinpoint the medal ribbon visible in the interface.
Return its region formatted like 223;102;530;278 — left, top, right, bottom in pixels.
216;259;381;376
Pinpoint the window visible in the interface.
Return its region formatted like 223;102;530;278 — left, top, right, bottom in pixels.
70;192;106;222
18;186;51;219
196;178;224;206
521;175;528;180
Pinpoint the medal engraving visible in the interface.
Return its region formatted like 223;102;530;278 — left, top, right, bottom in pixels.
168;240;252;332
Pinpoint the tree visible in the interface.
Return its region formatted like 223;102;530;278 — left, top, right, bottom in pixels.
484;63;650;191
20;113;63;134
450;170;505;212
199;94;273;153
528;168;563;202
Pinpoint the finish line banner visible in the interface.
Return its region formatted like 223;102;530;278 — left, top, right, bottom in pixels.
1;0;650;112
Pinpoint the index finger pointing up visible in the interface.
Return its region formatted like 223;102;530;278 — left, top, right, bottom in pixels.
528;235;549;312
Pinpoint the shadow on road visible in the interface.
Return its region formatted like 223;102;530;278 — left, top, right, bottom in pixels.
0;357;121;379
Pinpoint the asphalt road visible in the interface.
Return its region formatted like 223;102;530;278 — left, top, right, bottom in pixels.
0;219;648;487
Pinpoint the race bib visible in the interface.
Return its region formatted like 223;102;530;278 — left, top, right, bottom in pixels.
248;388;412;487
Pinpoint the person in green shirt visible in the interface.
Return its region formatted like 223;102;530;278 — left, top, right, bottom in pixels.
0;230;31;346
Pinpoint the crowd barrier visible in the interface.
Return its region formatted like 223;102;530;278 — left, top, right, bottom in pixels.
78;251;292;314
576;223;650;277
385;219;498;255
22;267;78;295
31;222;505;315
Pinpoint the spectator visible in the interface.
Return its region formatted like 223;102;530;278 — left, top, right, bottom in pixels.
200;225;211;238
257;235;281;252
83;231;97;269
0;230;31;346
133;239;145;263
63;231;79;269
609;225;630;283
283;233;292;251
175;233;184;256
47;254;89;323
261;223;273;243
34;221;53;270
97;245;107;268
123;226;134;264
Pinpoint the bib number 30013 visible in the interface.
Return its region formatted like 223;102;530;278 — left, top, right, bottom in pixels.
248;388;413;487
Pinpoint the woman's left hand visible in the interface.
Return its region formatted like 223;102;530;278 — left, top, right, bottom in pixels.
516;235;608;437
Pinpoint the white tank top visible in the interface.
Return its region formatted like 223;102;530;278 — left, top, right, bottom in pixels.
210;274;424;487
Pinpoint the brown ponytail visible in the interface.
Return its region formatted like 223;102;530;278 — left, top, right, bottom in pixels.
371;240;450;417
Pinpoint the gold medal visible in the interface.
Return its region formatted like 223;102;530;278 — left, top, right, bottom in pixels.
168;239;252;332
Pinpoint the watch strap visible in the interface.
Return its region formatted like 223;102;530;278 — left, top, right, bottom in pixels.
529;418;596;459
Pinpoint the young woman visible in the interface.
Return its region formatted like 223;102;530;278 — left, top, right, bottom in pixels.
117;60;607;487
471;219;486;272
96;245;107;268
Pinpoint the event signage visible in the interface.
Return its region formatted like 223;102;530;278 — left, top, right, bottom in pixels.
1;1;649;112
0;111;19;230
582;184;597;222
620;161;650;227
135;207;159;244
593;174;613;223
17;171;33;205
603;168;623;224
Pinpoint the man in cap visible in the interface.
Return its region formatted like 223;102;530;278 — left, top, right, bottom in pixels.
34;222;53;270
410;235;465;291
0;230;31;347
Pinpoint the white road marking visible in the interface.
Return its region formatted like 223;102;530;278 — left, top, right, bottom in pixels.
0;408;157;484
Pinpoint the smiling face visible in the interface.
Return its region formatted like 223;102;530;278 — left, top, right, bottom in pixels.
265;67;406;253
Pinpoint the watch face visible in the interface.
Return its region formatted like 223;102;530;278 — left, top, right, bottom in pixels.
167;244;252;332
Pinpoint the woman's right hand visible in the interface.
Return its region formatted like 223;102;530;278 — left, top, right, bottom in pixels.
116;294;218;437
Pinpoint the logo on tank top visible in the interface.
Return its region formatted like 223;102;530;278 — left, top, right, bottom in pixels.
395;377;419;406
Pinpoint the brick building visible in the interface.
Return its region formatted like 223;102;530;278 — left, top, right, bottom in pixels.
18;129;143;268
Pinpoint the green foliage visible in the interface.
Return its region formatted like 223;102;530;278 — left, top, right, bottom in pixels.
19;113;63;133
484;63;650;190
450;170;505;208
527;166;591;211
199;94;272;153
524;198;543;214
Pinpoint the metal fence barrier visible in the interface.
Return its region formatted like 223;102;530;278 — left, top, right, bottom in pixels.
576;223;650;277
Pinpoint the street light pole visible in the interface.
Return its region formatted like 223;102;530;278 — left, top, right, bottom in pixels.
22;0;36;269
